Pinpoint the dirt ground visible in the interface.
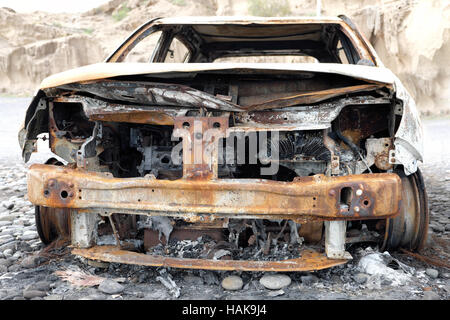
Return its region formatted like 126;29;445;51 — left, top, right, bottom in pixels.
0;97;449;300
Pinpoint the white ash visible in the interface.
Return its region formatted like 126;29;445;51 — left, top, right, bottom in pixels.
138;216;173;242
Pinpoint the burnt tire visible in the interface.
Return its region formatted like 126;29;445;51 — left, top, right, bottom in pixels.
35;206;71;245
382;168;429;252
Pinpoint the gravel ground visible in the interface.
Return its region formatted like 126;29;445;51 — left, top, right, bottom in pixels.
0;97;449;300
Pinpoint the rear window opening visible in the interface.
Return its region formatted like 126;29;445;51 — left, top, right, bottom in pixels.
214;55;319;63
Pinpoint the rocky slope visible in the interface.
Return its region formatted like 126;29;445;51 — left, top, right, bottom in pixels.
0;0;449;114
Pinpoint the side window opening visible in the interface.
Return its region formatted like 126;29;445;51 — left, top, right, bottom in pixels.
335;32;359;64
337;40;350;64
164;37;191;63
123;31;163;63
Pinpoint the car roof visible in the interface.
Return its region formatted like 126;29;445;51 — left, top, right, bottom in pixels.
153;16;344;25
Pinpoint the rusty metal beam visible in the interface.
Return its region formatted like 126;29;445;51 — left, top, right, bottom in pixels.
72;245;347;272
28;164;401;221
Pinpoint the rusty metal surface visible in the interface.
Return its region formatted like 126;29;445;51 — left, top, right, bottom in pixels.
28;164;402;221
173;116;229;179
72;245;347;271
243;84;383;111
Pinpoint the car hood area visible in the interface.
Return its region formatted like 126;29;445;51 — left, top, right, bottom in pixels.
39;62;397;90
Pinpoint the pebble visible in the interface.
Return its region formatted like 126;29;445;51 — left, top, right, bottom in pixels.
354;273;369;284
426;268;439;279
300;274;319;286
20;255;39;268
267;289;285;297
3;249;13;258
2;201;14;210
28;281;51;292
0;215;17;221
44;295;63;300
445;224;450;231
82;293;107;300
21;231;38;241
98;279;124;295
0;265;7;273
422;291;440;300
8;264;21;272
221;275;243;291
260;274;291;290
0;258;12;267
23;289;46;299
430;224;445;233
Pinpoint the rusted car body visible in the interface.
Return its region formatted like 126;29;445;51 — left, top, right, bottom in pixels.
19;16;428;271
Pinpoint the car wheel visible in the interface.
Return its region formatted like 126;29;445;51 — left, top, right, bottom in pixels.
382;168;429;252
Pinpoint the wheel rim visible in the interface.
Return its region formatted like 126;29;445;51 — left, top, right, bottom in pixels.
382;168;429;252
35;206;71;245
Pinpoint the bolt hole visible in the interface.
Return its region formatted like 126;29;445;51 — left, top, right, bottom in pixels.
182;122;190;128
313;197;317;201
160;155;170;164
44;190;50;196
362;199;370;207
152;189;155;192
138;199;141;202
213;122;221;128
340;187;353;207
60;190;68;199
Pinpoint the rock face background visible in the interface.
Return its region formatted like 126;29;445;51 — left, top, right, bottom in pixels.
0;0;449;114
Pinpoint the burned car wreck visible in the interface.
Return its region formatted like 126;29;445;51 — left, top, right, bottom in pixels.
19;16;428;271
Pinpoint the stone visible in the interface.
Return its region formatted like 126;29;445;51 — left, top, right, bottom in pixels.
98;279;124;295
0;240;17;252
29;281;51;292
44;295;63;300
3;248;13;258
354;273;369;284
21;231;38;241
0;258;12;267
0;265;7;273
20;255;38;268
426;268;439;279
82;293;107;300
260;274;292;290
445;224;450;231
430;224;445;233
23;289;46;299
300;274;319;286
0;215;16;222
221;275;243;291
267;289;285;297
0;235;14;246
8;264;21;272
422;291;440;300
2;201;14;210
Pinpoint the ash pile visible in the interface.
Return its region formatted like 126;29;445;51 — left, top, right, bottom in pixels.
141;217;309;261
